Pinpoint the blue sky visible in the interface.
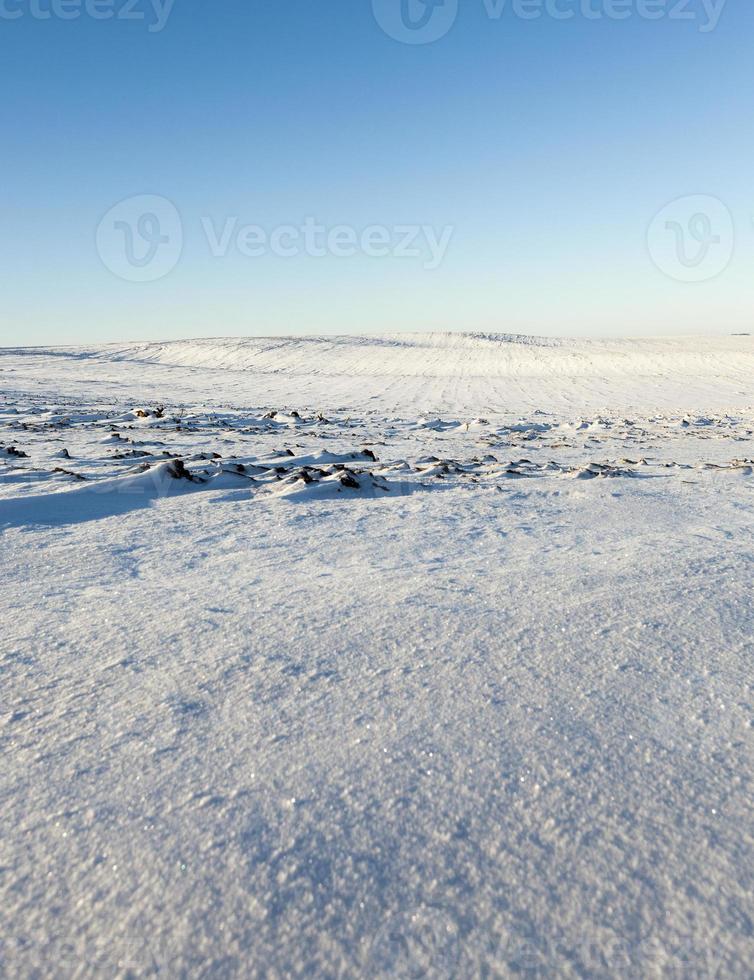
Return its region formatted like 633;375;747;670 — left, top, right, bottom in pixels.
1;0;752;344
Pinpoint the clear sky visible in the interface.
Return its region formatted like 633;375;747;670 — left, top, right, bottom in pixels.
1;0;752;344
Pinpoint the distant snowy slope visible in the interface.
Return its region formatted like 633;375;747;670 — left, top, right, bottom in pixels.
27;332;754;377
1;333;753;414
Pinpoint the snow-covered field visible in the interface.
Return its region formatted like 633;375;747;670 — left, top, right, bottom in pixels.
1;334;753;977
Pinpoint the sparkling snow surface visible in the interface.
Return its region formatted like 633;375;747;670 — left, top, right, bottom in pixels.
1;334;753;977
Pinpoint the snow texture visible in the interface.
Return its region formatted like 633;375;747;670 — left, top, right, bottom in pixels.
1;333;753;978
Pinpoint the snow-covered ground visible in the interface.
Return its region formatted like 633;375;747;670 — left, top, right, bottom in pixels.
1;334;753;977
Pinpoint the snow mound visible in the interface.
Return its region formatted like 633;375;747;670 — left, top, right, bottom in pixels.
269;466;409;500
